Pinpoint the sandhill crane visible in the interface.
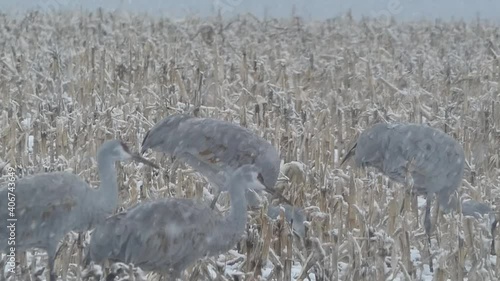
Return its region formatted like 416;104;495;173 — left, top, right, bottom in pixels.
0;140;158;281
340;123;496;245
86;164;265;280
140;114;306;236
140;114;287;204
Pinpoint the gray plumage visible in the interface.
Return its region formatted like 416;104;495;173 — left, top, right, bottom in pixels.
267;204;306;238
340;122;494;239
140;114;290;208
461;200;497;254
0;140;158;281
86;164;265;279
461;200;494;219
140;114;306;238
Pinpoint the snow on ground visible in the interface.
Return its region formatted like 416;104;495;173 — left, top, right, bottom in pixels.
260;259;316;281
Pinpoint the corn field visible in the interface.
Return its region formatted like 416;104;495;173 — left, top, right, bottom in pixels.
1;9;500;281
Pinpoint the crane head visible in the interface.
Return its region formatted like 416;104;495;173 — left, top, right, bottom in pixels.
226;164;266;193
340;123;391;169
140;114;192;155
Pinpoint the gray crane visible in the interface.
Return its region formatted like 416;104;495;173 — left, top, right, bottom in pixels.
340;123;496;244
140;114;288;205
0;140;158;281
140;114;306;237
86;164;265;280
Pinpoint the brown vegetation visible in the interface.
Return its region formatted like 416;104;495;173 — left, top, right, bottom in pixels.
1;9;499;281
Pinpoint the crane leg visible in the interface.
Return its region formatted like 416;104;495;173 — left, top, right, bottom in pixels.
491;219;498;255
19;252;29;280
47;253;57;281
105;272;117;281
210;190;222;209
76;233;84;280
77;232;83;249
0;255;5;281
424;196;433;272
424;197;432;240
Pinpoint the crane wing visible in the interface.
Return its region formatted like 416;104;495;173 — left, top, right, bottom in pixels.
177;118;261;169
174;151;227;188
142;114;280;192
90;198;218;272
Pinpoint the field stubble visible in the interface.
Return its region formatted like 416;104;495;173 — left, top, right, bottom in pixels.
0;9;500;281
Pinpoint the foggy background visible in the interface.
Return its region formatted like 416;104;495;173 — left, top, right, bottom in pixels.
1;0;499;22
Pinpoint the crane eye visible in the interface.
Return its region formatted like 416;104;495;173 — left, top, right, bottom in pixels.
257;173;265;185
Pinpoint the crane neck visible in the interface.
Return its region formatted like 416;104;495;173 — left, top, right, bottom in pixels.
207;178;248;255
93;149;120;219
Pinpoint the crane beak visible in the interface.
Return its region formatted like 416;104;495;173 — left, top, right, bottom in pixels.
255;172;292;205
118;141;159;168
131;154;160;169
340;142;357;166
257;173;265;185
140;130;152;155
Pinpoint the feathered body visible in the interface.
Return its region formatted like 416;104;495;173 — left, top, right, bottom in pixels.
342;122;496;253
88;164;264;279
0;172;115;254
347;122;465;209
140;114;281;206
0;140;157;281
140;114;306;238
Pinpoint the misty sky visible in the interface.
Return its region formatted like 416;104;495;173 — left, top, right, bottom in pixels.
1;0;499;22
